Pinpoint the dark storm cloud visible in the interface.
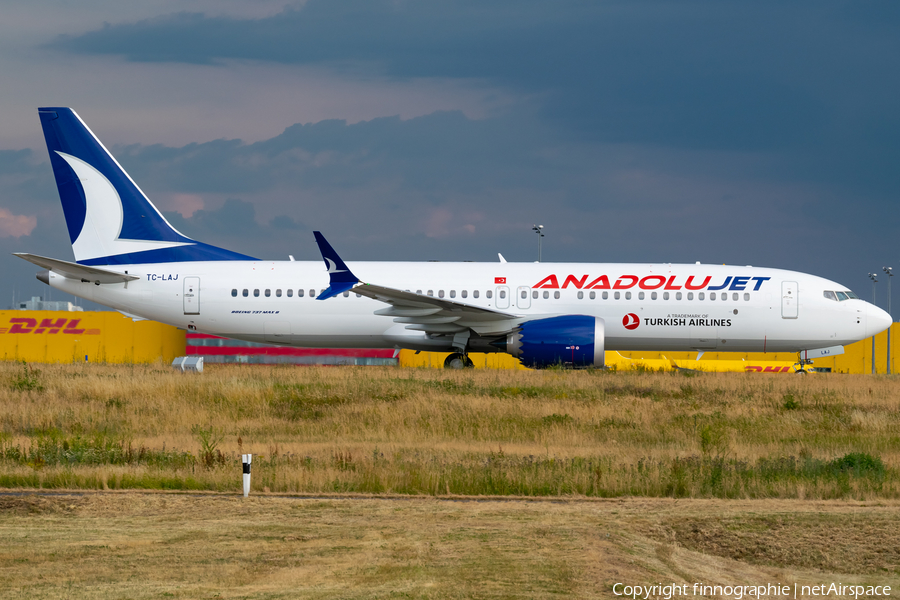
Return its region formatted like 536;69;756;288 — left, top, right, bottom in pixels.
114;111;557;198
51;0;900;152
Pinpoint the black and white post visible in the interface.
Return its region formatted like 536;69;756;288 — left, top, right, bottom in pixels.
242;454;252;497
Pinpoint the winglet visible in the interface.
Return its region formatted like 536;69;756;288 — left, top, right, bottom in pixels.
313;231;360;300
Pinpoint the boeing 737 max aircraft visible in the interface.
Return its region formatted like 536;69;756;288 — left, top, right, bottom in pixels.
15;108;892;369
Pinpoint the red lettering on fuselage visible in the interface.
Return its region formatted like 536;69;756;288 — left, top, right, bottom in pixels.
638;275;666;290
613;275;639;290
586;275;610;289
562;274;588;289
685;275;712;290
534;275;560;289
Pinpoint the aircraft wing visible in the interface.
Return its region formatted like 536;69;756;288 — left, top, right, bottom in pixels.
353;282;519;334
313;232;519;336
14;253;140;284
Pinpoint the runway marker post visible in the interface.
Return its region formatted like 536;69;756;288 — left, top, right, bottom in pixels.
242;454;252;497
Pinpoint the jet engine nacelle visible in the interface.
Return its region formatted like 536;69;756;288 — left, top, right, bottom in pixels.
501;315;605;369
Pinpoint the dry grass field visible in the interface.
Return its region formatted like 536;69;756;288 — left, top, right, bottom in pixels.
1;362;899;598
0;493;897;599
0;361;897;498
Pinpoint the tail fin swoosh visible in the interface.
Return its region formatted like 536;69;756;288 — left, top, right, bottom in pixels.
38;107;255;265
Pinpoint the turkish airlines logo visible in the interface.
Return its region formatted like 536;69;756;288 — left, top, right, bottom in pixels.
494;277;506;284
622;313;640;330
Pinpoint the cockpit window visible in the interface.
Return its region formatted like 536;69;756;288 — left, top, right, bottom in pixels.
825;290;858;301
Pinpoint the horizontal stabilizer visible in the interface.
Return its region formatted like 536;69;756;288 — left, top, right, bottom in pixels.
14;253;139;284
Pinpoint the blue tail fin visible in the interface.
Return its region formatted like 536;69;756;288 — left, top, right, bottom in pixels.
313;231;360;299
38;107;255;265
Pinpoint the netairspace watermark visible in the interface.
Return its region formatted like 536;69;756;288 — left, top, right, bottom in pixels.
612;583;892;599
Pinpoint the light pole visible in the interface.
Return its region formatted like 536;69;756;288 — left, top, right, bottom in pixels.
869;272;878;374
532;225;544;262
884;267;893;374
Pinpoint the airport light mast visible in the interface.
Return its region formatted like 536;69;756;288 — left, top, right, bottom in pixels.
869;272;879;374
532;224;545;262
884;266;893;374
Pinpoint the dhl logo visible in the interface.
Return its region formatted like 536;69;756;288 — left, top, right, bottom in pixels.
0;318;100;335
744;365;793;373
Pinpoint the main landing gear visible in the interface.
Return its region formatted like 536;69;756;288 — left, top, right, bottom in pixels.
444;353;474;369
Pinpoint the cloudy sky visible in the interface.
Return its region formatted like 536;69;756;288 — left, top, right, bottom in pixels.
2;0;899;311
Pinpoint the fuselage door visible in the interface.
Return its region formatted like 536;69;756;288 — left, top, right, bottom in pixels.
496;286;510;309
184;276;200;315
517;286;531;309
782;281;798;319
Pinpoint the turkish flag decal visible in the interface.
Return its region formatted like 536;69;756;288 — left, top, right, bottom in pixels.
494;277;507;284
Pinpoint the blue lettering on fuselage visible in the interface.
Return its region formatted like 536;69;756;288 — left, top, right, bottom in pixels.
146;274;180;281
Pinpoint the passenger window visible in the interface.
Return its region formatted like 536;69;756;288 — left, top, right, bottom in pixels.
732;293;738;301
639;292;645;300
522;290;528;299
590;291;596;300
614;292;620;300
744;293;750;301
554;291;561;299
231;289;237;297
687;292;693;300
276;289;282;297
439;290;445;298
343;291;349;297
356;293;361;298
450;290;456;298
603;292;609;300
309;289;315;297
699;292;705;300
543;291;549;299
577;291;584;299
473;290;479;299
723;293;728;301
242;289;249;297
486;291;492;298
298;289;304;297
264;289;271;297
532;290;538;299
287;289;293;297
254;289;260;297
663;292;669;300
650;292;656;300
416;290;422;295
625;292;631;300
427;290;434;297
462;290;468;298
710;292;716;300
499;290;506;299
676;292;682;300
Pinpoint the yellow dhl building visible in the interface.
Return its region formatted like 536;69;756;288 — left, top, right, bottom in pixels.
0;310;184;364
1;310;898;374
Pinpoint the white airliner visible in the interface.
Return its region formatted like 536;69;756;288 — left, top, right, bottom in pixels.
15;107;891;369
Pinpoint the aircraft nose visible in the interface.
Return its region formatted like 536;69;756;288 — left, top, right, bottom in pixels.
866;304;892;338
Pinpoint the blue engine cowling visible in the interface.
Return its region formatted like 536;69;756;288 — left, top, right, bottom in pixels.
501;315;605;369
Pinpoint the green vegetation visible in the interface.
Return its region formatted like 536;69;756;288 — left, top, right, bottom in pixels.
1;362;898;498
